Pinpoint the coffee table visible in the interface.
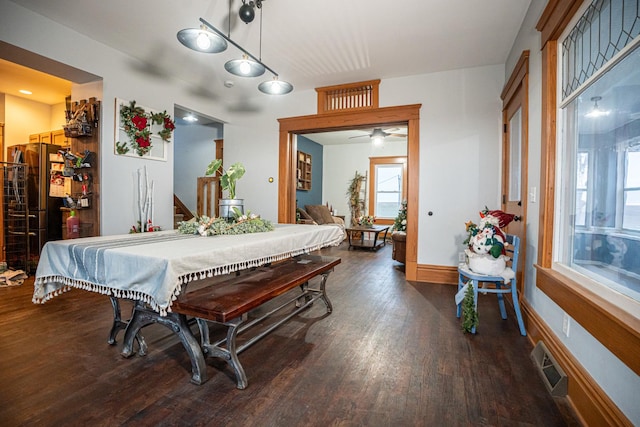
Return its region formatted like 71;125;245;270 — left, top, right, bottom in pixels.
345;225;390;251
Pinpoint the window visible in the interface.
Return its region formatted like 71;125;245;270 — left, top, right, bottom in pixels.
623;150;640;230
368;156;407;223
557;1;640;303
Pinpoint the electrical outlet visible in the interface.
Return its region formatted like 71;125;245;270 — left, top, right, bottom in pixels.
458;252;466;263
562;313;571;337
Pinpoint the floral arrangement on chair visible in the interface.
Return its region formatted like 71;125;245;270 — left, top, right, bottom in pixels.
357;215;376;227
116;100;175;156
393;200;407;232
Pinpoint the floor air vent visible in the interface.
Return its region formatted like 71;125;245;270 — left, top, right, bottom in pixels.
530;341;568;397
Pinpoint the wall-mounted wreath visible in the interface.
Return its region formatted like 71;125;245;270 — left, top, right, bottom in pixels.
116;100;175;157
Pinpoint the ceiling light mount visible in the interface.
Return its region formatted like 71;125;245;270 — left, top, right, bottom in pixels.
239;0;264;24
586;95;610;118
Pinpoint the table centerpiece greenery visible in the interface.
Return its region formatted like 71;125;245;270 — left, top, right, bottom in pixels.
178;211;274;236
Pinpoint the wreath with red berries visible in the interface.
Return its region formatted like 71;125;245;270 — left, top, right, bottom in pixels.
116;100;175;156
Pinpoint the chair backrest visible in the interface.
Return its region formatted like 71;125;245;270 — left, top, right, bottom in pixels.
504;234;520;273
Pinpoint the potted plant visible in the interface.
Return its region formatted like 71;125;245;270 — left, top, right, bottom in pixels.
205;159;246;219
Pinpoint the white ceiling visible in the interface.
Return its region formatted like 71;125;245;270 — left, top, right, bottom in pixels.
3;0;531;102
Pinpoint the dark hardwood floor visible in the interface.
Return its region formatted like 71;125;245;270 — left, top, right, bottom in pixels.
0;241;580;426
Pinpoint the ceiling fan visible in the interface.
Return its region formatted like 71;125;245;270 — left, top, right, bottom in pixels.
348;128;407;144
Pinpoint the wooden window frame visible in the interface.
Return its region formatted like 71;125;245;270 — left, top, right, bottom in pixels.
368;156;407;225
536;0;640;376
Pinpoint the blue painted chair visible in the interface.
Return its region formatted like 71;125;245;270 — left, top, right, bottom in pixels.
456;234;526;336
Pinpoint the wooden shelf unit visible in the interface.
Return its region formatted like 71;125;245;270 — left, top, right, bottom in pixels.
297;150;312;191
64;98;101;239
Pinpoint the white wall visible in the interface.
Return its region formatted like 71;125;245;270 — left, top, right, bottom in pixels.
323;140;407;226
4;94;51;146
382;66;505;265
504;0;639;424
173;123;221;215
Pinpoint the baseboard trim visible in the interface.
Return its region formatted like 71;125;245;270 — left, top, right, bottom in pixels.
416;264;457;284
522;299;632;426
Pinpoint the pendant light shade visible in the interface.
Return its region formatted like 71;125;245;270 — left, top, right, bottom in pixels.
177;26;228;53
258;77;293;95
224;55;266;77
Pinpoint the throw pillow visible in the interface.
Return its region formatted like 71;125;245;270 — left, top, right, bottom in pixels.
297;208;314;221
305;205;334;225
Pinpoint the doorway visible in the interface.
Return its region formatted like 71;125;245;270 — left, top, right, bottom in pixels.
277;104;421;280
172;106;224;218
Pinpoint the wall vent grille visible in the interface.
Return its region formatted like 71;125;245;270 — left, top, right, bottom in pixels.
530;341;568;397
316;80;380;114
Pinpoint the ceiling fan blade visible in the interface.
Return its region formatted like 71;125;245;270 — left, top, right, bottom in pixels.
387;133;407;138
348;134;369;139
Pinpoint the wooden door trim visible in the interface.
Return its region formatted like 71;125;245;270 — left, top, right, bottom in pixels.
501;51;529;293
278;104;421;280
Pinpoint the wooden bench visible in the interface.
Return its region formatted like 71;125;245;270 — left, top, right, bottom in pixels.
171;254;341;389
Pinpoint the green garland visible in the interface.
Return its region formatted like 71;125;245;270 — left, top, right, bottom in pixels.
178;213;274;236
461;281;479;333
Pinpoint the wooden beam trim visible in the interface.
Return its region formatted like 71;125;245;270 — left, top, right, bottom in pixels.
278;104;422;133
501;50;530;102
536;0;585;48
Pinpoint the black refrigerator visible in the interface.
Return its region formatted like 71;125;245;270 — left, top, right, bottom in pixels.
22;143;63;260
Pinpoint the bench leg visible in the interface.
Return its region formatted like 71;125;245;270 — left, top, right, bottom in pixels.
315;272;333;313
199;317;248;390
196;269;336;390
121;302;208;385
108;297;147;355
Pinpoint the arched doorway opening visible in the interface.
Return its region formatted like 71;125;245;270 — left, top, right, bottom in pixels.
277;104;421;280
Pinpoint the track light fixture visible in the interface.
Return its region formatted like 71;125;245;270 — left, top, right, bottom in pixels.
177;0;292;95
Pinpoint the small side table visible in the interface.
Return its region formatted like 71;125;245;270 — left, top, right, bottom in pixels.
345;225;390;251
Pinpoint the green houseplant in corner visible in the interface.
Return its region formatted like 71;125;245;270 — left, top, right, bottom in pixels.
205;159;246;219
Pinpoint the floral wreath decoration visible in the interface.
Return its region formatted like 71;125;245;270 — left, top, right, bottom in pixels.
116;100;175;157
178;210;274;236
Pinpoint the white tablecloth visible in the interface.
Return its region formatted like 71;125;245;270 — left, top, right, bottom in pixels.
33;224;343;315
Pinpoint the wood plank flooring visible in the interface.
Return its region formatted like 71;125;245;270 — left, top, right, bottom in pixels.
0;241;580;426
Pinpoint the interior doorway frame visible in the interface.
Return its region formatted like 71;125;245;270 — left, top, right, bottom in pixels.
277;104;421;280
